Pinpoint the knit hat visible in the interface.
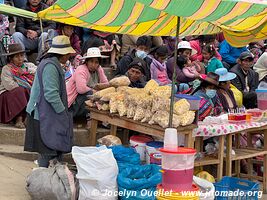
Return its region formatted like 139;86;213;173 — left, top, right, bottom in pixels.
128;57;146;74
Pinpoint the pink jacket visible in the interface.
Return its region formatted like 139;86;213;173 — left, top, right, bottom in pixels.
150;58;171;85
66;64;108;107
189;40;222;61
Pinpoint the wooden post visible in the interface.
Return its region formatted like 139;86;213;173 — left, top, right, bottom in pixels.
90;119;98;145
184;130;194;148
195;137;203;152
110;125;117;136
226;133;233;176
122;129;130;145
217;135;225;180
235;133;241;178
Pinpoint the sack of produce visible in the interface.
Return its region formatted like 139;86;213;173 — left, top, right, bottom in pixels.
109;76;130;87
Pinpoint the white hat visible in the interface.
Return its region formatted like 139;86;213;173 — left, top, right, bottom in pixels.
47;35;76;55
178;41;197;55
81;47;109;59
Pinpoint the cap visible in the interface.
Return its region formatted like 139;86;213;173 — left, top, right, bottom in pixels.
239;51;254;60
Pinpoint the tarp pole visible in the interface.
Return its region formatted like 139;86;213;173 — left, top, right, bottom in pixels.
168;16;180;127
39;18;45;60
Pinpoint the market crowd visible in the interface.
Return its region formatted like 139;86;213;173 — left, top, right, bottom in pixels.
0;0;267;167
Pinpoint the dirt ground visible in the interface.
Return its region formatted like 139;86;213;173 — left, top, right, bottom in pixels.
0;155;266;200
0;155;33;200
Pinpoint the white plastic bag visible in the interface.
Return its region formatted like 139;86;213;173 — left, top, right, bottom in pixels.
193;176;215;200
72;146;118;200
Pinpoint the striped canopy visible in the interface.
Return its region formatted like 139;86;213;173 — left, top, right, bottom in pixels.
0;4;37;19
38;0;267;47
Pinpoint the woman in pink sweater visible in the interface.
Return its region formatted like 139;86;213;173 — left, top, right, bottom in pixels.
67;48;108;127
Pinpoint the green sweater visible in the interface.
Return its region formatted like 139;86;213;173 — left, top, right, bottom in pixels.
26;63;65;120
205;57;224;73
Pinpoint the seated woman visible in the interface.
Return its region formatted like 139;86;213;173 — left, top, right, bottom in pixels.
125;57;147;88
193;72;223;121
67;47;108;126
0;43;36;128
215;68;238;112
90;31;120;69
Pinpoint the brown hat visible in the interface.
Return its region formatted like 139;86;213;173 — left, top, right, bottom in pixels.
2;43;27;56
199;72;219;86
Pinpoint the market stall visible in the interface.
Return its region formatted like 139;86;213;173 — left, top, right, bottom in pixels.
89;108;197;148
193;118;267;193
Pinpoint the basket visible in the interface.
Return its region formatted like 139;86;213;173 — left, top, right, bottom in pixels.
214;177;259;200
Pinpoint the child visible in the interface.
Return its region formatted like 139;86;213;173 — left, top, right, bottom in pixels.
150;45;171;85
178;55;202;79
202;44;224;73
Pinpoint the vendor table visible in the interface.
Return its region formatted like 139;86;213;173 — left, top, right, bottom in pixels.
193;121;267;193
89;108;226;181
89;108;197;147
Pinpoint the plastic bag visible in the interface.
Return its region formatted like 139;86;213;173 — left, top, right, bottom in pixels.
118;165;162;200
258;81;267;89
97;135;122;147
109;76;130;87
109;145;140;170
230;84;243;107
94;87;116;99
144;80;159;94
72;146;118;200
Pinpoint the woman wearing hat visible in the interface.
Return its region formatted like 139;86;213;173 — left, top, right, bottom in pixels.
167;41;202;83
67;47;108;128
193;72;223;120
24;35;76;167
0;43;36;128
215;68;238;112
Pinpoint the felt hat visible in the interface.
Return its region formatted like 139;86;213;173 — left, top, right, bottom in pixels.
2;43;27;56
199;72;219;86
81;47;109;59
215;68;236;82
47;35;76;55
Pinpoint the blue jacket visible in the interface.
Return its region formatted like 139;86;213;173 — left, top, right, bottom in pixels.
219;40;248;65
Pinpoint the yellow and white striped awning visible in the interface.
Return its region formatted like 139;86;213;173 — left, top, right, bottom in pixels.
38;0;267;47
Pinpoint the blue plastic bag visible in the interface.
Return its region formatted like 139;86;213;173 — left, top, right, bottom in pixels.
118;165;162;200
109;145;140;170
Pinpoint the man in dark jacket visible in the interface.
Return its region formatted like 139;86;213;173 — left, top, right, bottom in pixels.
115;36;152;81
230;51;259;108
12;0;56;61
125;57;147;88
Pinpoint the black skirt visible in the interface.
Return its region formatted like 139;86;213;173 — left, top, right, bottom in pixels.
24;113;58;155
